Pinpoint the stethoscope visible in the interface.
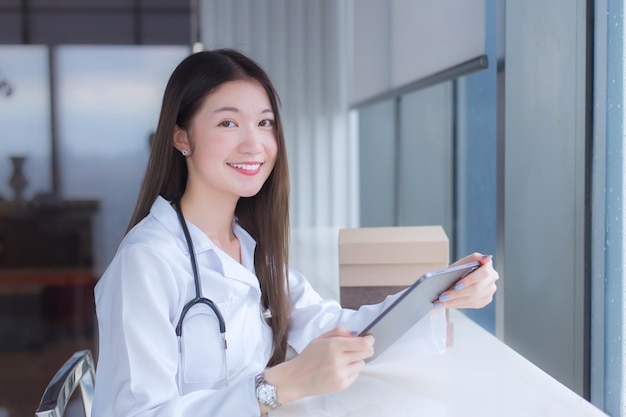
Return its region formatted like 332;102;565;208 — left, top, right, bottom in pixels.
173;199;229;387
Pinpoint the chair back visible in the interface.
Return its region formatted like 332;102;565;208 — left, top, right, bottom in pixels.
35;349;95;417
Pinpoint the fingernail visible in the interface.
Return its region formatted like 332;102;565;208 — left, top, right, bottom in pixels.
433;302;443;309
482;254;493;261
454;283;464;291
439;294;451;301
350;330;359;336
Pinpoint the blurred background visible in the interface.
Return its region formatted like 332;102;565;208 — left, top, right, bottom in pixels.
0;0;623;416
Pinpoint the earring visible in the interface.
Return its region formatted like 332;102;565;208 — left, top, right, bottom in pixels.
181;149;189;156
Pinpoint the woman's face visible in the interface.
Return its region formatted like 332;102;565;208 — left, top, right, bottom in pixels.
176;80;278;202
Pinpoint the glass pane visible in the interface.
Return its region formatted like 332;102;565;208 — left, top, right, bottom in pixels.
397;82;454;236
56;45;189;271
358;99;396;227
0;45;51;202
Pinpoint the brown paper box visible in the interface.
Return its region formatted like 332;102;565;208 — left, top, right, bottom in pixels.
338;226;449;309
338;225;449;287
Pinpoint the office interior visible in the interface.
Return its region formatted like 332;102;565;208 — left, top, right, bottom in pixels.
0;0;622;416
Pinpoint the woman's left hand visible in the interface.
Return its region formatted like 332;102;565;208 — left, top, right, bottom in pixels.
434;253;499;309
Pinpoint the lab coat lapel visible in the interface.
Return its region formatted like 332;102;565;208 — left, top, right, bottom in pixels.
219;222;260;290
219;253;260;289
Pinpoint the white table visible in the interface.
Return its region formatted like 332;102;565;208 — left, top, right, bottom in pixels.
272;310;606;416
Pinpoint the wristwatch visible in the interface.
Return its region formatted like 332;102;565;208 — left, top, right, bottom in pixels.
255;372;281;410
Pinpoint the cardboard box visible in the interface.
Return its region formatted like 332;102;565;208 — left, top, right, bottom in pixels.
338;226;449;308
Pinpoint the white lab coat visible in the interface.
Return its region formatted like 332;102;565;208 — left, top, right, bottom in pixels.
92;196;446;417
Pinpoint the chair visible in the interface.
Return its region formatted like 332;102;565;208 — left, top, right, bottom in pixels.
35;349;95;417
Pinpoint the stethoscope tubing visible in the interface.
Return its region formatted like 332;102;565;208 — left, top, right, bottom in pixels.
173;199;227;340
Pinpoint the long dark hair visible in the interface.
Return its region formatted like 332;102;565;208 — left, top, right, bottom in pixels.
128;49;291;366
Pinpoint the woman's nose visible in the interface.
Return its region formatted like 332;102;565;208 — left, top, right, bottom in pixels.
239;129;265;154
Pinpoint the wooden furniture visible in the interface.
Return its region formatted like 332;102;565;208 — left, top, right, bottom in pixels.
0;199;99;349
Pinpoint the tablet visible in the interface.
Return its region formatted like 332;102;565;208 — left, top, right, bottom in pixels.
358;261;481;362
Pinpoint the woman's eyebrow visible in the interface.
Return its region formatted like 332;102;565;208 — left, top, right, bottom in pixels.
212;107;273;114
213;106;239;113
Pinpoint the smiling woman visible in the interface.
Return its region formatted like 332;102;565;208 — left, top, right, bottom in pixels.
91;48;498;417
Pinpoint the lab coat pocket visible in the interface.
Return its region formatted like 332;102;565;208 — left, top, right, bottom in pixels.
179;306;230;385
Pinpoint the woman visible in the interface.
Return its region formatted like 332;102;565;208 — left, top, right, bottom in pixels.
92;49;498;417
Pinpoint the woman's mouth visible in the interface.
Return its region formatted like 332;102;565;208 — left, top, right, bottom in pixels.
227;162;262;176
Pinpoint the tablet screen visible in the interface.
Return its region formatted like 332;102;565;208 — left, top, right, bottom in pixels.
358;261;480;361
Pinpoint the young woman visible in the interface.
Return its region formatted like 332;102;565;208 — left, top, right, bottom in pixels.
92;49;498;417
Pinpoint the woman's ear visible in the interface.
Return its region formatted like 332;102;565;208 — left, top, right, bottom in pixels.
173;125;190;154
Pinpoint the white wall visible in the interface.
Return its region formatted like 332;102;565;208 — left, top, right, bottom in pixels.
351;0;486;105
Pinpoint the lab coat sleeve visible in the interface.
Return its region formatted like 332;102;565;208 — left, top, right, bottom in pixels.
286;268;447;356
92;244;261;417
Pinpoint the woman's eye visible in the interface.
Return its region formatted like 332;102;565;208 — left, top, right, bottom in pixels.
218;120;236;128
259;119;274;128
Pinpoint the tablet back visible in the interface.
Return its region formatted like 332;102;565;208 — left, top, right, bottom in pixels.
358;261;480;362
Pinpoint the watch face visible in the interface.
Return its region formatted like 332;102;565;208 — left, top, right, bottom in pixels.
258;385;275;403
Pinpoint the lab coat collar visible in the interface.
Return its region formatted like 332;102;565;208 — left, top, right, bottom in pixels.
218;220;260;290
150;196;214;254
150;196;260;290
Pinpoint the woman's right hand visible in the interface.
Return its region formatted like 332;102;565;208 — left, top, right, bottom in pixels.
264;327;374;405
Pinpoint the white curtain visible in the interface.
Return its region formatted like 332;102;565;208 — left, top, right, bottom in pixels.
199;0;357;230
